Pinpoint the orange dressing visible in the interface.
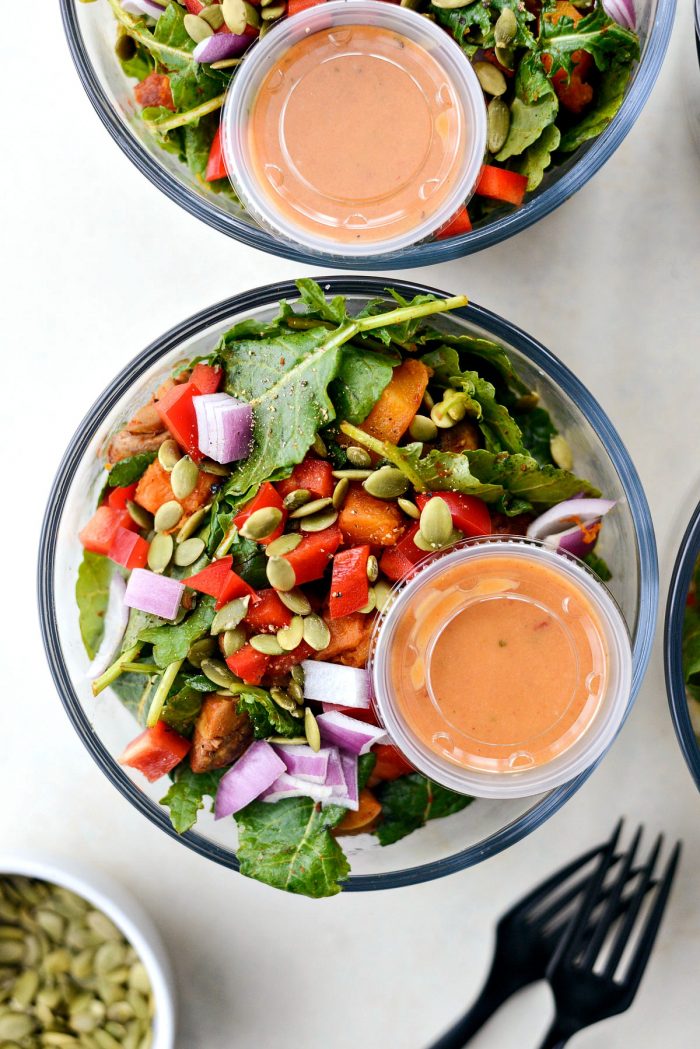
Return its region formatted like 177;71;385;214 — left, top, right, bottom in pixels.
247;24;469;244
387;554;609;774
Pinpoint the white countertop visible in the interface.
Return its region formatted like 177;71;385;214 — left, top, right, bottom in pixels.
3;3;700;1047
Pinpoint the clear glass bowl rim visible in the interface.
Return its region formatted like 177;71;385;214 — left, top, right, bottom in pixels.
664;498;700;791
59;0;677;269
37;276;659;891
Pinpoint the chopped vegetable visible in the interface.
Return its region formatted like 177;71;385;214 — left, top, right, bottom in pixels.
301;660;370;709
370;744;414;783
317;711;387;755
123;568;184;620
134;459;215;516
272;744;330;784
475;166;529;207
155;382;203;462
415;492;491;538
329;545;370;619
245;590;293;633
335;788;381;834
108;526;149;570
226;644;270;685
338;486;405;547
261;773;333;804
119;720;191;783
283;524;342;585
205;127;227;183
233;483;286;546
275;458;334;501
359;359;430;445
193;392;253;464
79;506;135;556
193;31;255;65
186;557;254;604
189;363;222;394
106;482;138;510
214;741;286;819
435;206;472;240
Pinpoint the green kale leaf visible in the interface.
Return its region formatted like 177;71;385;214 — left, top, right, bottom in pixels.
236;689;300;739
107;451;156;487
374;774;474;846
138;596;216;668
111;673;154;726
76;552;113;660
466;449;600;511
496;54;559;161
560;59;634;152
417;336;531;398
516;124;562;191
160;685;203;736
330;347;395;424
540;5;640;77
516;406;557;465
161;764;225;835
431;0;535;56
583;551;613;582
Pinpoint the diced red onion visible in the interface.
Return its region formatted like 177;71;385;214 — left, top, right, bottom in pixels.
260;772;333;805
193;31;255;63
325;747;345;791
546;522;599;560
123;568;184;621
121;0;166;18
193;393;253;464
88;572;129;677
301;660;370;709
526;499;616;541
215;740;285;819
602;0;636;29
272;744;330;784
338;753;359;810
316;711;388;756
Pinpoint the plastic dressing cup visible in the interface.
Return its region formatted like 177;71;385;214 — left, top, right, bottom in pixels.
222;1;487;258
370;538;633;799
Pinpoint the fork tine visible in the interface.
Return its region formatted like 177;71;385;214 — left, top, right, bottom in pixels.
547;820;623;975
618;842;681;996
601;833;663;979
533;855;623;931
579;824;644;969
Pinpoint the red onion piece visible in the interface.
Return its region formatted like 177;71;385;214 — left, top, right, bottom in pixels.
121;0;167;19
272;744;330;784
550;522;599;560
123;568;184;620
261;772;333;804
215;740;285;819
316;711;388;756
602;0;636;29
193;393;253;464
325;747;346;791
88;572;129;678
193;31;255;63
301;660;370;709
526;498;616;541
338;753;359;809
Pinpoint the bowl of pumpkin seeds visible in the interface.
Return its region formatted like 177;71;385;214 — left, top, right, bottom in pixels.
0;855;175;1049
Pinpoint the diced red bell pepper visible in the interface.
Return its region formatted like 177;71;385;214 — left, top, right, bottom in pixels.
79;506;135;556
108;527;149;571
371;743;414;781
415;493;491;538
245;589;293;633
265;641;314;679
190;362;223;395
475;166;528;207
226;644;270;686
233;482;287;545
186;556;255;608
156;383;202;462
205;127;227;183
329;545;370;619
287;0;326;15
435;206;472;240
106;483;138;511
216;571;256;610
379;543;415;583
133;72;175;112
276;458;334;501
118;721;191;783
181;0;205;12
283;524;342;586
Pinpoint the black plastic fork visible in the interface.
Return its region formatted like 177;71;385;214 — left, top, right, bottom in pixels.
431;823;630;1049
538;823;681;1049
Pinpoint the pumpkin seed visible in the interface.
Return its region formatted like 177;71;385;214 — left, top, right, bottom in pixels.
300;508;338;532
211;597;249;635
250;634;284;655
244;0;260;26
332;477;350;509
494;6;517;46
487;97;511;154
494;44;514;70
270;687;298;712
277;616;304;651
147;532;173;574
35;909;64;941
288;497;332;519
154;500;183;533
473;60;507;97
240;506;283;541
331;468;372;480
0;946;22;966
170;457;199;501
550;434;573;471
408;414;438;442
422;388;435;411
282;489;311;511
106;1002;134;1024
201;658;239;690
374;580;393;612
430;402;456;429
157;439;181;472
10;969;37;1008
94;942;125;974
414;530;440;552
187;636;217;667
363;467;409;499
0;1016;33;1040
266;533;302;557
173;537;205;567
397;497;420;519
92;1032;122;1049
126;501;153;531
201;459;231;477
312;433;327;457
184;12;214;42
266;556;296;592
288;680;304;703
304;707;321;751
346;446;372;468
221;627;246;658
278;588;312;615
200;3;225;28
419;497;453;548
430;0;469;6
291;663;305;685
359;588;377;614
261;4;284;18
128;964;150;996
175;506;206;543
267;736;307;745
366;555;379;582
303;614;331;652
446;393;469;422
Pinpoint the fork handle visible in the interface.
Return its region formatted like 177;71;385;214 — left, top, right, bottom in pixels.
536;1017;575;1049
429;967;523;1048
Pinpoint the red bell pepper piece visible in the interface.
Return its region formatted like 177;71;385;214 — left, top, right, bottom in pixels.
415;493;491;538
79;506;135;556
329;545;370;619
233;482;286;546
134;73;175;112
475;166;528;207
205;127;227;183
155;383;202;462
276;458;334;501
379;543;414;583
245;589;293;633
108;527;149;571
435;206;472;240
287;0;326;14
283;524;342;586
215;571;256;610
265;641;314;679
181;0;205;12
106;483;138;511
118;721;191;783
190;362;223;394
226;645;270;686
371;743;414;781
185;556;255;610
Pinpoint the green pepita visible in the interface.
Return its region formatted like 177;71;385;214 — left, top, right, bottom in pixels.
419;496;453;548
487;97;511;154
170;457;199;501
0;1015;34;1041
183;12;214;42
10;969;38;1008
157;439;180;472
311;433;327;457
397;497;420;519
305;707;321;752
0;945;22;965
299;508;338;532
291;663;305;685
200;658;239;690
240;506;283;541
374;580;393;612
363;467;409;500
332;477;350;510
278;588;312;615
266;556;296;592
282;488;311;511
494;6;517;46
473;60;507;97
221;627;246;658
200;3;225;28
494;44;514;70
266;533;302;557
147;532;173;574
413;530;437;552
175;505;206;543
359;588;377;614
366;555;379;583
346;446;372;468
173;537;205;567
211;597;249;635
550;434;574;471
430;402;456;429
267;736;308;745
187;636;217;667
408;414;438;442
277;616;304;651
222;0;247;33
126;501;153;531
288;497;332;519
261;4;284;18
250;634;284;655
270;687;298;712
331;468;372;480
200;459;231;477
153;500;182;533
303;614;331;652
288;680;304;703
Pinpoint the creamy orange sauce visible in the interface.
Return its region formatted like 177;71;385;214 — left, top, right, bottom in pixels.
388;554;608;774
248;24;468;244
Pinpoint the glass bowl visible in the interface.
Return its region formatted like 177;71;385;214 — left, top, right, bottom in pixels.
60;0;676;269
38;277;658;891
664;498;700;791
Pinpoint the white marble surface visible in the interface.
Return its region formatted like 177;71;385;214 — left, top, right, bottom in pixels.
3;3;700;1047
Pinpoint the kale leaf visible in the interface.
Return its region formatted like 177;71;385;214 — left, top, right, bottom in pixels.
540;5;640;77
107;451;156;487
160;685;203;736
138;596;216;668
466;449;600;512
374;774;474;846
516;124;562;191
583;551;613;582
161;764;225;835
236;689;300;739
76;552;113;660
516;406;557;466
560;59;634;153
496;54;559;161
330;347;395;424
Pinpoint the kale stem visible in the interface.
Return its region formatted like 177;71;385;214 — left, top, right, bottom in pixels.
215;524;239;559
92;644;143;697
143;93;227;134
339;422;426;492
119;663;158;675
146;659;184;729
355;295;468;333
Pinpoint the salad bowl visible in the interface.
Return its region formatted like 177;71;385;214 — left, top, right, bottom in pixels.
61;0;676;269
39;277;658;893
